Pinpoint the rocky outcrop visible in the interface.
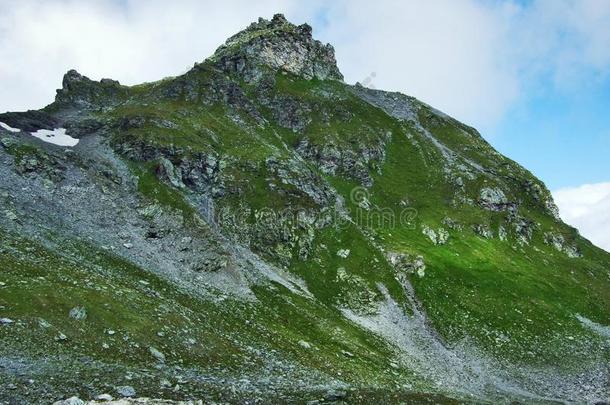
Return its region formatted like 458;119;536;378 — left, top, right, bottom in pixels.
510;215;536;245
544;232;582;258
386;252;426;277
114;141;226;197
265;156;336;205
473;224;494;239
524;180;562;220
295;133;389;187
55;69;127;108
0;110;59;132
0;139;66;183
421;225;449;245
442;217;463;231
336;266;379;314
479;187;515;212
212;14;343;82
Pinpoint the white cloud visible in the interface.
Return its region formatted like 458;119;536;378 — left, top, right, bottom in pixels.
0;0;610;131
317;1;519;131
553;183;610;252
0;0;302;111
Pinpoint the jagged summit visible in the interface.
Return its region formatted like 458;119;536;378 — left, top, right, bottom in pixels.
211;13;343;82
55;69;125;108
53;14;342;108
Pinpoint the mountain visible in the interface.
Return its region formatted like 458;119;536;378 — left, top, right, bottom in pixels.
0;13;609;404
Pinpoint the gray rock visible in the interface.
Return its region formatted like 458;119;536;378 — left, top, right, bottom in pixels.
325;389;348;401
498;226;507;241
115;385;136;397
386;252;426;277
473;224;494;239
336;249;350;258
512;216;536;245
298;340;312;349
479;187;511;211
437;227;449;244
4;210;17;221
95;394;113;401
545;198;562;221
422;225;448;245
442;217;463;231
149;346;166;363
156;157;185;189
0;137;14;148
213;13;343;82
0;317;14;325
544;232;582;258
52;397;84;405
69;306;87;320
422;225;438;244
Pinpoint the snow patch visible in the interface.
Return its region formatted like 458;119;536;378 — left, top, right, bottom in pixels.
30;128;79;147
2;121;79;146
0;121;20;133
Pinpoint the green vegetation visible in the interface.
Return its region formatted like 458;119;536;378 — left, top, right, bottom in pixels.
97;70;610;371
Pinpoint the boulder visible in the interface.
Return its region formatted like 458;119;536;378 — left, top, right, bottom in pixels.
52;397;84;405
115;385;136;398
479;187;512;211
69;306;87;320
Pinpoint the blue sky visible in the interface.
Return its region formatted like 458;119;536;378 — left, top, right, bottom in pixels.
0;0;608;249
303;0;610;192
494;65;610;190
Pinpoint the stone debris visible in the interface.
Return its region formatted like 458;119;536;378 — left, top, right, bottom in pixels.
336;249;350;258
115;386;136;398
69;306;87;320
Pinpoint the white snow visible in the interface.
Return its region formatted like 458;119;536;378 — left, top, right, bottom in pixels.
30;128;79;147
2;120;79;147
0;121;21;133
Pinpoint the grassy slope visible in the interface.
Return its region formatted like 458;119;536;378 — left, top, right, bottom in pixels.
0;228;439;399
101;67;610;369
368;100;610;368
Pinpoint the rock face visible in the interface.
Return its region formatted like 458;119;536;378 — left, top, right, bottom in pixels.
386;252;426;277
0;12;609;405
544;232;582;258
55;69;126;108
212;14;343;82
473;224;494;239
68;306;87;320
479;187;512;212
116;386;136;398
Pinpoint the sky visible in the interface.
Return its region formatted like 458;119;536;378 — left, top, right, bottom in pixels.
0;0;608;250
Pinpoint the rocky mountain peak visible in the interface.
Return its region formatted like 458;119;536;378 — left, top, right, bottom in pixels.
55;69;124;108
211;13;343;82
